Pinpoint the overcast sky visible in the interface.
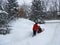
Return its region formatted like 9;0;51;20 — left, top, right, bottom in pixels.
17;0;32;5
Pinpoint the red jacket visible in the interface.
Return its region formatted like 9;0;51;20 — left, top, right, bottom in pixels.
33;23;39;31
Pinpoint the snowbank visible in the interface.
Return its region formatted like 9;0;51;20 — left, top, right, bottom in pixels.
45;20;60;23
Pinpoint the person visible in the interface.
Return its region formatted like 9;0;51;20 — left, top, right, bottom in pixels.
32;22;39;36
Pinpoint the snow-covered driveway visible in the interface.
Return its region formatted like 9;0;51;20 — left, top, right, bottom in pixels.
0;18;60;45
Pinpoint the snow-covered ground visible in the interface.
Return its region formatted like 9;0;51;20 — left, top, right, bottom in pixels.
0;18;60;45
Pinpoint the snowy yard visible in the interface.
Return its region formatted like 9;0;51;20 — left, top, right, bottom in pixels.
0;18;60;45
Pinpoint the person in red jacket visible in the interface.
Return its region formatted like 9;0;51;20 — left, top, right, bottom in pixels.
33;22;39;36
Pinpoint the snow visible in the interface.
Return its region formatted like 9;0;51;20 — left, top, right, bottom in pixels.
0;18;60;45
0;10;8;14
45;20;60;23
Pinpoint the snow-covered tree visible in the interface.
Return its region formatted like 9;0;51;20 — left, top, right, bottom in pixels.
59;0;60;12
0;0;3;10
5;0;18;21
0;0;8;26
30;0;43;22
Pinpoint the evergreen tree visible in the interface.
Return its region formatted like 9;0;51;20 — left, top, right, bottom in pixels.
30;0;43;22
5;0;18;21
59;0;60;12
0;0;3;10
0;0;11;35
0;0;8;25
